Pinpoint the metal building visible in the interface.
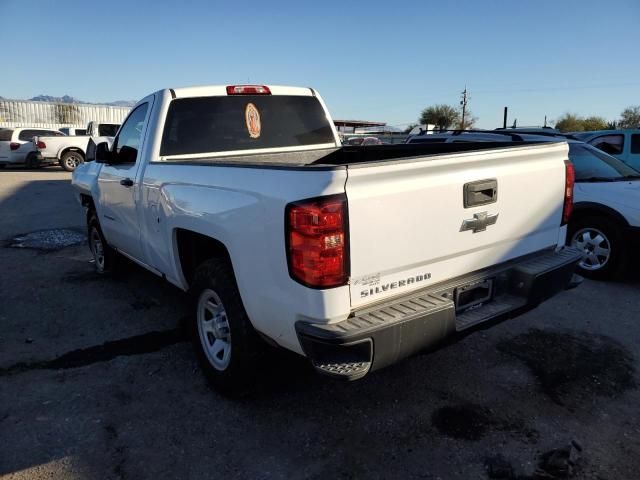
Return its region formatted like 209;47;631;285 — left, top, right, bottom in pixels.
0;99;131;130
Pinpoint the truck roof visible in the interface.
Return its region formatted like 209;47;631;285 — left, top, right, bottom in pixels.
168;84;316;99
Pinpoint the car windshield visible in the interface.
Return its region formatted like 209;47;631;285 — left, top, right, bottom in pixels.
569;143;639;181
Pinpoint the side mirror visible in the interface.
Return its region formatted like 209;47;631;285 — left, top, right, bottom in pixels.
85;138;97;162
93;141;113;164
117;145;138;164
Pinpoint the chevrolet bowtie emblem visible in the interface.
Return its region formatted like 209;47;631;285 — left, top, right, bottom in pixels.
460;212;499;233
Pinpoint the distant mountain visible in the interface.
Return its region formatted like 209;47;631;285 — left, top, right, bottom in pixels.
30;94;81;103
24;94;136;107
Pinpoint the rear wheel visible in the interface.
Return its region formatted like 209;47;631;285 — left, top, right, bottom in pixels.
569;216;625;280
60;151;84;172
87;212;117;274
25;153;41;169
190;258;263;395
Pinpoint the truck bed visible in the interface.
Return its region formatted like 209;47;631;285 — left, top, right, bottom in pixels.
157;141;555;168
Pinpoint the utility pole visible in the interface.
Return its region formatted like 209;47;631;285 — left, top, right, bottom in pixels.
460;86;468;130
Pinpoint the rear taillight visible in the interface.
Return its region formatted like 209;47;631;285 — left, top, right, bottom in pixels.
9;142;19;151
226;85;271;95
36;141;46;149
286;194;349;288
562;160;575;225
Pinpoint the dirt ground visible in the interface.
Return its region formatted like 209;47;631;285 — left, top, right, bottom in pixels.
1;167;639;480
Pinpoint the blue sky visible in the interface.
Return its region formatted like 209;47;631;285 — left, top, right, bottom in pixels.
1;0;638;128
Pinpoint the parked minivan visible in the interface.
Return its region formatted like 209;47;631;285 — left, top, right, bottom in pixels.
0;127;65;168
573;129;640;170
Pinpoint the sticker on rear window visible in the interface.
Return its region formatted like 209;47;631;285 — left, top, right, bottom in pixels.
245;103;261;138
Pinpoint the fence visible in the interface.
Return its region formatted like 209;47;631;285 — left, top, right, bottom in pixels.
0;100;131;129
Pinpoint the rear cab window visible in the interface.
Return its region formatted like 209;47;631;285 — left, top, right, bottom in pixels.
98;124;119;136
160;95;335;157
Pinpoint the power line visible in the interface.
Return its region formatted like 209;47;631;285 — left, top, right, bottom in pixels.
473;82;640;95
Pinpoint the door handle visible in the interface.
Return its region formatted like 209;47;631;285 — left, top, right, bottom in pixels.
463;179;497;208
120;178;134;187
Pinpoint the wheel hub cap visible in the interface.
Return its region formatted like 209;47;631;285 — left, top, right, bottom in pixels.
572;228;611;271
197;289;231;370
89;228;105;270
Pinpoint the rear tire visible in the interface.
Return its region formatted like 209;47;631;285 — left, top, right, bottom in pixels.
568;215;625;280
60;151;84;172
190;258;263;395
87;212;117;274
25;153;41;169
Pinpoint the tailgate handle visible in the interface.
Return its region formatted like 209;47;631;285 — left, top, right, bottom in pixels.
464;179;497;208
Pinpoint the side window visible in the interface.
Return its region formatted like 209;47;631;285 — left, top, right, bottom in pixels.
45;130;64;137
59;128;69;135
631;134;640;154
18;130;38;141
113;103;149;164
589;134;624;155
76;129;87;136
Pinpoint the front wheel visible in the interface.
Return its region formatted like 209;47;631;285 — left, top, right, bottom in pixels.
60;151;84;172
569;216;625;280
190;258;262;395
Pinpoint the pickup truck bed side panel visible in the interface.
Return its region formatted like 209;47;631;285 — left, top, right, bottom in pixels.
345;142;569;308
141;163;351;353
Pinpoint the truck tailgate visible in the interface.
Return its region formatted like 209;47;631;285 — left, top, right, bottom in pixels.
345;142;569;308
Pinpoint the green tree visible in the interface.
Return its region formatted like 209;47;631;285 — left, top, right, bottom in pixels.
554;113;585;132
420;104;460;131
619;106;640;129
582;116;608;131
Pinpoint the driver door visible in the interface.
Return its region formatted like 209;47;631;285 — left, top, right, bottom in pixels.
97;100;152;262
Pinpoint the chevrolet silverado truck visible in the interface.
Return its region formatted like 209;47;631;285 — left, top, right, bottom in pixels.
34;121;120;171
71;84;582;392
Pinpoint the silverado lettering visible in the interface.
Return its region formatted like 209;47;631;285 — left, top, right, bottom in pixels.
360;273;432;298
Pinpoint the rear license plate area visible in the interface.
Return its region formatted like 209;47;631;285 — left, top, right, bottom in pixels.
455;279;494;313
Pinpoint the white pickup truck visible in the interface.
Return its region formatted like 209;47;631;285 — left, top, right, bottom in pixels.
35;121;120;171
72;84;582;393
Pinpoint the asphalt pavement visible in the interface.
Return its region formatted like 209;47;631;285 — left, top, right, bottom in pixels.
1;167;639;480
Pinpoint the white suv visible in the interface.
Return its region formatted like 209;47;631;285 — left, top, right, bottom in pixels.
0;127;65;168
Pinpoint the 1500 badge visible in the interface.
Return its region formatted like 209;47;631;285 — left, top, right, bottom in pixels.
360;273;432;298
